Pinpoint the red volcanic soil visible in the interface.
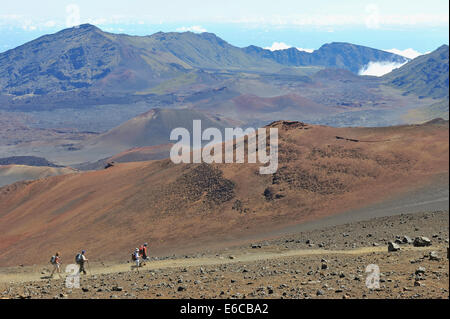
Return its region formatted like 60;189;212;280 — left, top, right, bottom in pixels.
0;120;448;266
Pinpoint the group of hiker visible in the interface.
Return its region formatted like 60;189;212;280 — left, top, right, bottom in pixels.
49;243;148;277
131;243;149;268
49;250;88;278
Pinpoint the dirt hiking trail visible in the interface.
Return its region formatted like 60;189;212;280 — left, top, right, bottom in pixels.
0;245;440;284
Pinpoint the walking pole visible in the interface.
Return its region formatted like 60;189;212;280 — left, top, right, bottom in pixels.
58;262;62;279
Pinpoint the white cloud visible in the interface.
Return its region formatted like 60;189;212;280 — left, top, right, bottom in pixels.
297;47;314;53
265;42;314;52
176;25;207;33
358;61;407;76
385;48;425;59
265;42;292;51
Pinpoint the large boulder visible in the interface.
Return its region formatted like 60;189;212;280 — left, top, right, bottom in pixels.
388;242;401;252
413;237;432;247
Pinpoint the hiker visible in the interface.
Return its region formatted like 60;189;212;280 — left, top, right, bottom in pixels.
132;248;141;268
75;250;88;275
139;243;149;261
50;252;62;278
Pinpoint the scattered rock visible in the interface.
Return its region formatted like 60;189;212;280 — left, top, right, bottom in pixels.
104;162;115;169
415;267;426;275
429;251;441;261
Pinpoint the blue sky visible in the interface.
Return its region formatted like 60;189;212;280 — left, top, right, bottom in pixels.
1;0;448;55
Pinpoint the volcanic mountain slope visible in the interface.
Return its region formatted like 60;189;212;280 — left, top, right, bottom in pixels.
0;120;448;266
68;108;241;164
0;24;278;104
383;45;449;123
383;45;449;99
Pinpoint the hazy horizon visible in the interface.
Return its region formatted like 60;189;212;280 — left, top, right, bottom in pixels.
1;0;448;55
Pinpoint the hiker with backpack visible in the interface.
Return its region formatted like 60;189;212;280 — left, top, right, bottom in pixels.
50;252;62;278
75;250;88;275
132;248;141;268
139;243;149;261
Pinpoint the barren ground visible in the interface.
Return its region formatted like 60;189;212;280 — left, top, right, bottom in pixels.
1;210;448;299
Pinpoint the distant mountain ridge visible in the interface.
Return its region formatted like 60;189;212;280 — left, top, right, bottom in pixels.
0;24;279;98
0;24;408;102
244;42;408;73
0;24;446;133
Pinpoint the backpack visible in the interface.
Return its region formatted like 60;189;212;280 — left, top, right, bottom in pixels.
75;253;83;264
50;256;56;264
131;252;137;261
